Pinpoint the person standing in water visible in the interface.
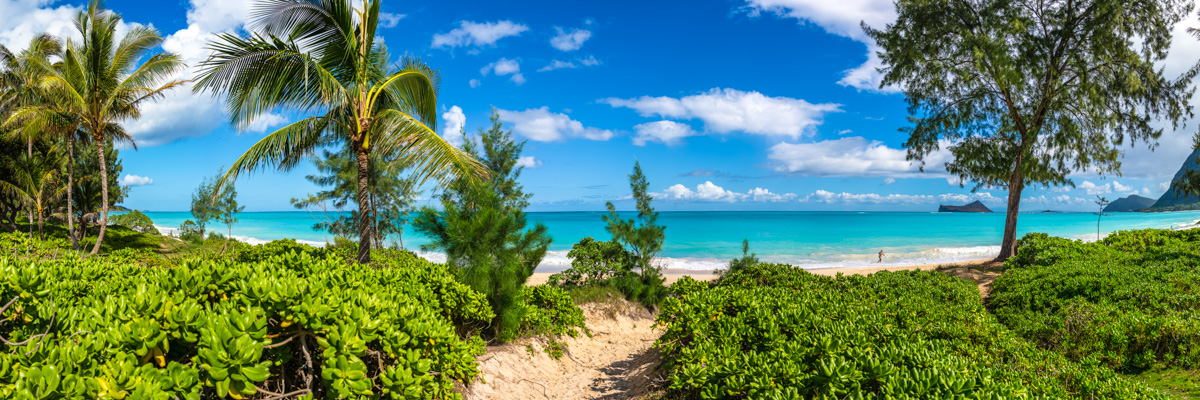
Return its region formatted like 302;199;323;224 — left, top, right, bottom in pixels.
878;249;884;263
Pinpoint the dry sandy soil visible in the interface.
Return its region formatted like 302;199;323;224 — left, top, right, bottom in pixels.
462;300;663;400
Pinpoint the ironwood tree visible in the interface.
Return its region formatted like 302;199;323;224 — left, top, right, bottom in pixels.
869;0;1198;259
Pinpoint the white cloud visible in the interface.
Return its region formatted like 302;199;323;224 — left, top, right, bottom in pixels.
497;107;614;142
121;174;153;186
469;79;481;88
632;120;697;146
1051;194;1087;204
743;0;897;92
378;12;405;28
882;177;895;185
837;129;852;135
0;1;83;50
516;156;542;169
1077;180;1137;196
801;190;933;204
538;56;602;72
1111;181;1134;193
936;192;1001;204
432;20;528;48
127;0;292;145
768;136;952;177
480;58;525;85
441;106;466;146
602;88;841;138
799;190;1000;204
550;26;591;51
538;59;576;72
657;181;797;203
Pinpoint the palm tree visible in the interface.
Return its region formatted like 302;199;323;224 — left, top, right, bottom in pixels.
0;145;65;239
22;1;184;255
2;35;91;249
195;0;484;263
0;34;62;232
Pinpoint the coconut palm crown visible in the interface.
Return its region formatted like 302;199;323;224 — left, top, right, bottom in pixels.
195;0;484;264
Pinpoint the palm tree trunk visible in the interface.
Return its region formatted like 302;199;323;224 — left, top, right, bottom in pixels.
996;158;1025;261
36;205;43;240
355;145;372;264
67;135;78;249
90;137;109;256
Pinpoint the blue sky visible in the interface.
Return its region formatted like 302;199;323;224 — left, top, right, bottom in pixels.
3;0;1198;212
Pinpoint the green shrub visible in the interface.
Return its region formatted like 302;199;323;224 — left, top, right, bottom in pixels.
0;249;492;399
178;220;204;241
520;285;589;338
992;230;1200;371
109;210;159;235
656;262;1168;399
667;275;709;299
547;237;633;287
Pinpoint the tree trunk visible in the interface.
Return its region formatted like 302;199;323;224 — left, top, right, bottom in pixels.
89;137;109;256
996;162;1026;261
36;205;43;240
67;135;78;249
354;145;372;264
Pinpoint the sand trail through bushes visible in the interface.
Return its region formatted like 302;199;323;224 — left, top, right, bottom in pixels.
463;301;662;400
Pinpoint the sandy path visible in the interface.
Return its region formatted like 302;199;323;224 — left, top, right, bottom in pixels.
463;302;662;400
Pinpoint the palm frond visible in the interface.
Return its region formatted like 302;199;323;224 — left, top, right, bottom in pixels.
372;109;486;188
215;116;330;192
195;33;349;129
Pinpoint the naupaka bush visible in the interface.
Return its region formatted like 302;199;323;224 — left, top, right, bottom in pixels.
656;263;1169;399
0;248;492;399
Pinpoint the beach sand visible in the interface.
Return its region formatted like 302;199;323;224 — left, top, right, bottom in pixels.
525;258;1001;286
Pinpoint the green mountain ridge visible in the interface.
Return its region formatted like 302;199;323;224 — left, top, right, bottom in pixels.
1103;195;1156;212
1148;148;1200;211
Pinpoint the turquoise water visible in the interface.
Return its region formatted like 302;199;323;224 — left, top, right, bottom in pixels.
138;210;1200;271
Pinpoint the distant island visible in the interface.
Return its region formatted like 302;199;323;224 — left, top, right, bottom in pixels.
1104;195;1156;212
938;200;993;213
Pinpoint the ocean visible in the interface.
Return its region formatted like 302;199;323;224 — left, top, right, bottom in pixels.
138;210;1200;271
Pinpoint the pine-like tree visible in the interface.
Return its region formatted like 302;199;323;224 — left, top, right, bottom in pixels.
413;109;550;341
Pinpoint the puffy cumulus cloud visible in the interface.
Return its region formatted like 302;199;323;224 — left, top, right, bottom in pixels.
432;20;528;49
743;0;897;92
580;55;600;66
602;88;841;139
120;174;153;186
440;106;465;146
516;156;542;169
632;120;697;146
657;181;797;203
496;107;614;142
768;136;952;177
550;26;591;51
469;79;481;88
1078;180;1137;195
127;0;297;145
882;177;895;185
480;57;525;85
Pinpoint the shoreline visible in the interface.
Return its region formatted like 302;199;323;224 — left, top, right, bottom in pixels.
525;258;999;286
